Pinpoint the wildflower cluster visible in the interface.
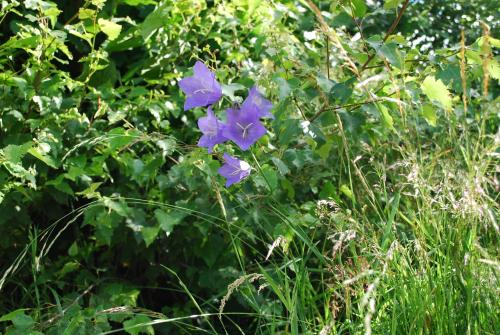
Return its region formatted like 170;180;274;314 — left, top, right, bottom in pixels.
179;61;273;187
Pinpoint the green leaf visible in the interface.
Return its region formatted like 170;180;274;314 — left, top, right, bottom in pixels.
57;261;80;278
421;75;452;111
278;119;301;145
123;315;154;335
154;209;184;234
91;0;106;9
76;182;102;199
98;19;122;41
488;59;500;81
340;184;354;201
78;8;96;20
254;164;278;192
384;0;402;9
199;234;224;267
121;0;157;5
103;197;130;217
350;0;367;17
141;226;160;247
378;43;404;69
0;310;34;330
3;142;32;164
68;242;78;257
44;6;61;27
316;141;333;160
274;77;291;100
271;157;290;176
0;36;39;52
28;146;58;168
422;104;437;127
221;83;246;101
281;178;295;199
3;162;37;187
378;104;395;130
140;3;170;40
0;309;28;322
319;181;336;199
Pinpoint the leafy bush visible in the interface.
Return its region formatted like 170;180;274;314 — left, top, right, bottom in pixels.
0;0;498;334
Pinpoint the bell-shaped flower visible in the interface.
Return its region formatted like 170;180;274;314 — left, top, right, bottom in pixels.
222;105;267;151
217;153;251;187
241;86;274;119
197;107;227;153
178;61;222;111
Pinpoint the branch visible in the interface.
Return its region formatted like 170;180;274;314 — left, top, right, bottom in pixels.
310;98;384;122
360;0;410;72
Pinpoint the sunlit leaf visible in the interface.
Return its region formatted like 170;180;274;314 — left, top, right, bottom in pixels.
421;75;453;111
98;19;122;41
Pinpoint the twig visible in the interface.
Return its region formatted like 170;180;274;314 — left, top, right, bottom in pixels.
360;0;410;72
310;93;396;122
325;34;330;79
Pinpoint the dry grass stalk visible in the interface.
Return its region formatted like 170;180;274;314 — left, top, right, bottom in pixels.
218;273;264;319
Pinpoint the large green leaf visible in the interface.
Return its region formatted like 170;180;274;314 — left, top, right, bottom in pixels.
140;3;170;40
98;19;122;41
421;75;453;111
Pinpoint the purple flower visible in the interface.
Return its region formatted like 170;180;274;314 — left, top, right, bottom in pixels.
197;107;227;153
241;86;274;119
222;106;267;151
178;61;222;111
217;153;251;187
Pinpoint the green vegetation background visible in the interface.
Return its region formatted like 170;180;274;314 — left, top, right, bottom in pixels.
0;0;498;334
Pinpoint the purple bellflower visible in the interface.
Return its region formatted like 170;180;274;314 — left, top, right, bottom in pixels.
217;153;251;187
197;107;227;153
178;61;222;111
241;86;274;119
223;106;267;151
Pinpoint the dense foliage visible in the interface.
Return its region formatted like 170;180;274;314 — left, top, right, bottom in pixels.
0;0;498;334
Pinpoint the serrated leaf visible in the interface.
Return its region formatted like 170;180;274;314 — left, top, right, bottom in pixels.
478;36;500;49
76;182;102;199
488;59;500;81
3;142;32;163
98;19;122;41
271;157;290;176
3;162;37;187
421;75;452;111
